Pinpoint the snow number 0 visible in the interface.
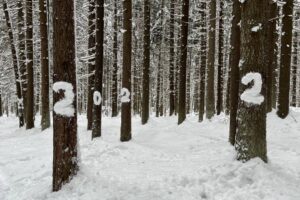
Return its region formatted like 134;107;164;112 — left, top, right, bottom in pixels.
93;91;102;105
53;82;75;117
240;72;265;105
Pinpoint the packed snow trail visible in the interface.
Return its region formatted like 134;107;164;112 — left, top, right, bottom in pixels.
0;110;300;200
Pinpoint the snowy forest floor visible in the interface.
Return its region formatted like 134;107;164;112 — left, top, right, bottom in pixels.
0;110;300;200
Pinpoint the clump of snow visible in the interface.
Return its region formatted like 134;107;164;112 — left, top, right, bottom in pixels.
251;23;262;32
93;91;102;106
120;88;130;103
53;81;75;117
241;72;265;105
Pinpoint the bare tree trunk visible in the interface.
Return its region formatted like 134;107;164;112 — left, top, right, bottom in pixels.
92;0;104;139
206;0;216;119
266;0;277;113
52;0;78;191
216;1;224;115
228;0;241;145
178;0;189;125
17;0;27;123
39;0;50;130
3;1;24;127
199;1;207;122
121;0;132;142
277;0;293;119
26;0;35;129
235;0;268;163
87;0;96;129
169;0;176;116
291;13;299;107
111;0;118;117
141;0;151;124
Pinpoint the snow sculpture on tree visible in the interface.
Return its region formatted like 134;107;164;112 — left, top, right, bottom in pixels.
93;91;102;105
240;72;264;105
120;88;130;103
53;81;75;117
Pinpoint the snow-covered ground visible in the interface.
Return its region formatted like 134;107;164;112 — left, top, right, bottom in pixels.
0;110;300;200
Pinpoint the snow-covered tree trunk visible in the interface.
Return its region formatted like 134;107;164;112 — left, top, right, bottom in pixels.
235;0;268;163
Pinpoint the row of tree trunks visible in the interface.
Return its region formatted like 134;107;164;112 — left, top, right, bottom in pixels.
3;0;24;127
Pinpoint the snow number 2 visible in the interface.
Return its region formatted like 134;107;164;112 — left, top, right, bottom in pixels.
53;81;75;117
240;72;264;105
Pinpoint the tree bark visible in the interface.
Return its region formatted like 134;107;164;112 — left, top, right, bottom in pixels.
52;0;78;191
277;0;293;118
26;0;35;129
169;0;176;116
111;0;118;117
291;13;299;107
235;0;268;163
87;0;96;129
121;0;132;142
17;0;27;122
199;1;207;122
229;0;241;145
206;0;217;119
92;0;104;139
39;0;50;130
216;1;224;115
141;0;151;124
178;0;189;125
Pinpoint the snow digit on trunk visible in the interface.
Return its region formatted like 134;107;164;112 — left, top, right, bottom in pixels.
240;72;264;105
53;82;75;117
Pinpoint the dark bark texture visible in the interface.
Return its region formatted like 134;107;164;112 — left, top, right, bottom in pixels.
52;0;78;191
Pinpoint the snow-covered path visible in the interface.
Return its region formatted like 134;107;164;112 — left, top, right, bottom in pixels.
0;110;300;200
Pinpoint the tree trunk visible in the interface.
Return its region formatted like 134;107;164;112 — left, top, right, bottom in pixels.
169;0;176;116
266;0;277;113
141;0;150;124
39;0;50;130
206;0;216;119
291;13;299;107
87;0;96;129
92;0;104;139
277;0;293;119
111;0;118;117
3;1;24;127
216;1;224;115
121;0;132;142
52;0;78;191
178;0;189;125
228;0;241;145
17;0;27;123
26;0;35;129
199;1;207;122
235;0;268;163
